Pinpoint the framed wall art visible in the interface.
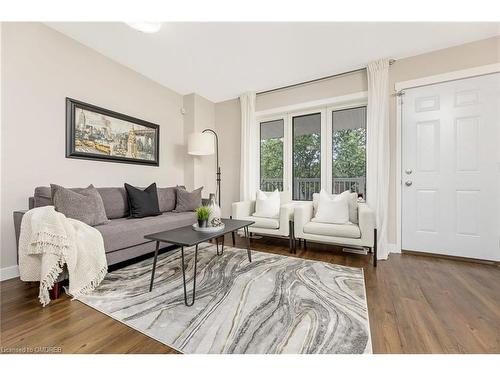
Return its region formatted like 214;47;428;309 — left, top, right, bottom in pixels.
66;98;160;166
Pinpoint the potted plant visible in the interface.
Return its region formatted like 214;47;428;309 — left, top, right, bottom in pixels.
195;206;211;228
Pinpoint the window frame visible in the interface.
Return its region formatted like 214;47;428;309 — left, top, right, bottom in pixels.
327;103;368;197
255;93;367;202
258;116;286;192
257;114;287;193
289;109;326;201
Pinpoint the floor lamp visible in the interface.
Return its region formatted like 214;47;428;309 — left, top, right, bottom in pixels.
187;129;221;207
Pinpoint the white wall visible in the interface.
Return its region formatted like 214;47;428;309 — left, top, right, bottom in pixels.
183;93;216;196
0;23;186;270
215;98;241;217
0;22;4;274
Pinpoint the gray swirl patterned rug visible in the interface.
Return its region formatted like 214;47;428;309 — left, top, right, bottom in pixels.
78;244;372;354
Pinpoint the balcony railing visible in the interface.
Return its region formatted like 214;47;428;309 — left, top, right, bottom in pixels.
260;177;366;201
332;177;366;197
260;178;284;192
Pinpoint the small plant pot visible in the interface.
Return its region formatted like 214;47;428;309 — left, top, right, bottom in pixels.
198;219;208;228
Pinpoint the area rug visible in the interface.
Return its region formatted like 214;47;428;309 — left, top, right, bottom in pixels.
78;244;372;354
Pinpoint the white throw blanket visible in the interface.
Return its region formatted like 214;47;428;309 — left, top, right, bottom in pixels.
19;206;107;306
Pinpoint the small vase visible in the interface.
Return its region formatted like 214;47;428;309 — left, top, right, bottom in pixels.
207;193;221;226
198;219;208;228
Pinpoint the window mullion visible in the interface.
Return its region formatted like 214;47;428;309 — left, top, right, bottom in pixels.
325;108;333;193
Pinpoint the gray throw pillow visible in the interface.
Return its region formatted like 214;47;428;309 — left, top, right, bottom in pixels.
157;187;177;212
51;184;109;226
174;186;203;212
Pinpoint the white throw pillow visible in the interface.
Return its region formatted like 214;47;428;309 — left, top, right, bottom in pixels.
312;189;349;224
253;189;280;218
312;190;358;223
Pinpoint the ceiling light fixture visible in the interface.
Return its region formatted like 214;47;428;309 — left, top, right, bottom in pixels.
125;22;162;33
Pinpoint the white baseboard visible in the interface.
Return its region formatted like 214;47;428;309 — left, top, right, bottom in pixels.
0;265;20;281
387;243;399;254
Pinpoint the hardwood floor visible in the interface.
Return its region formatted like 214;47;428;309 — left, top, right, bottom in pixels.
1;235;499;354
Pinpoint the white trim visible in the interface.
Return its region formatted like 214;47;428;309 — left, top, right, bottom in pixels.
395;64;500;253
387;243;398;255
1;265;20;281
394;63;500;92
255;92;368;117
395;93;403;253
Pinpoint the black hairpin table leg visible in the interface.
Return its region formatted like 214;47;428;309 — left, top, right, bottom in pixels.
181;245;199;306
149;241;160;292
244;226;252;262
230;215;236;246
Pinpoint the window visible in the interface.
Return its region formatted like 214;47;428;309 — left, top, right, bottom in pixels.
256;94;367;201
292;113;321;200
332;106;367;198
260;119;284;191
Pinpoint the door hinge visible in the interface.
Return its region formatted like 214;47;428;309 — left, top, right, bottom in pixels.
395;90;406;104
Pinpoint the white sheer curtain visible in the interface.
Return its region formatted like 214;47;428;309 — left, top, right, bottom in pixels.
239;92;257;201
366;59;390;260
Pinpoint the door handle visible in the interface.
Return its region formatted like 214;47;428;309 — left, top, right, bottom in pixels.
405;169;413;175
405;181;413;186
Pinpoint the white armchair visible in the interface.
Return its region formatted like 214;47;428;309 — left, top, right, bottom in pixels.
294;202;378;266
232;193;295;252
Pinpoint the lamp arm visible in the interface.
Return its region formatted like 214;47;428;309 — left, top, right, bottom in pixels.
202;128;221;207
202;128;219;169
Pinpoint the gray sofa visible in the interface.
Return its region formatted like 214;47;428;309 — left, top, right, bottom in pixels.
13;186;198;266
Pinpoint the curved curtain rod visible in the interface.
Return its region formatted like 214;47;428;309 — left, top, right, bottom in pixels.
256;59;396;96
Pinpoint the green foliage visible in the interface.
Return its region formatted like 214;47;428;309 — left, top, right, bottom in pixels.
259;128;366;191
260;138;283;179
332;128;366;178
293;133;321;178
195;206;211;221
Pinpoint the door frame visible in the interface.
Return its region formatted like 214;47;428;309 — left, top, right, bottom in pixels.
394;63;500;253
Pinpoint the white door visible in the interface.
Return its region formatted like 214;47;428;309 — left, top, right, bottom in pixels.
402;73;500;261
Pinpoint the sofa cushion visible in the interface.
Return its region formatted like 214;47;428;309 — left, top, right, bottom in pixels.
157;186;177;212
125;183;162;218
34;186;130;219
175;186;202;212
34;186;53;208
303;222;361;239
95;212;196;253
312;189;349;224
253;189;280;218
97;187;129;219
51;184;109;226
242;216;280;230
313;190;359;224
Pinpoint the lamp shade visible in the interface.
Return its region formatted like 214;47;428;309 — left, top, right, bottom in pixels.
188;132;215;155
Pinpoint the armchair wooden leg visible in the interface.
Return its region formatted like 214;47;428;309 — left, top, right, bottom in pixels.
373;228;377;267
303;239;307;250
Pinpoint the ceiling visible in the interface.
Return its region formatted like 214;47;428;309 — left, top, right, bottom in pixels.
47;22;499;102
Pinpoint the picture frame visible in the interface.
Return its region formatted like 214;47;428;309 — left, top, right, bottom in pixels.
66;98;160;166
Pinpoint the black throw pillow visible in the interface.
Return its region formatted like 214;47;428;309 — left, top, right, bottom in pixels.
124;183;162;218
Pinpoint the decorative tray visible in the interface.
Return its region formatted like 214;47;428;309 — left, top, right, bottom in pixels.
192;223;225;233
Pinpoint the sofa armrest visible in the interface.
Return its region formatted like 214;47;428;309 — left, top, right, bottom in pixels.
13;210;27;264
231;200;255;219
358;203;375;245
293;202;313;238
